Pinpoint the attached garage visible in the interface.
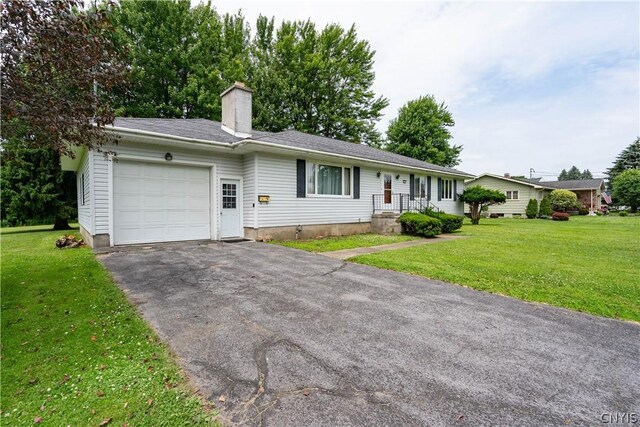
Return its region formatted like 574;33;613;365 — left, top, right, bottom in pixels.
113;161;212;245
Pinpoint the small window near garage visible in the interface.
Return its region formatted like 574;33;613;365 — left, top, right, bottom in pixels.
441;179;454;200
81;173;86;206
306;162;352;196
506;190;519;200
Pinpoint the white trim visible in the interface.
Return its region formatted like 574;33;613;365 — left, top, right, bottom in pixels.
88;151;96;235
108;155;114;246
107;126;232;148
218;175;244;239
109;154;218;246
220;123;252;139
467;173;552;189
253;155;259;229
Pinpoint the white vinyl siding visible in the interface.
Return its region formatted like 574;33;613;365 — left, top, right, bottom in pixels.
91;140;243;236
256;153;379;227
243;153;256;228
77;151;92;232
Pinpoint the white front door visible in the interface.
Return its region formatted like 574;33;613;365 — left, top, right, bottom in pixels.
220;179;241;239
382;172;394;210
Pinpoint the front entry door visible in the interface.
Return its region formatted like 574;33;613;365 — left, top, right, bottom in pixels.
220;179;241;239
382;173;394;210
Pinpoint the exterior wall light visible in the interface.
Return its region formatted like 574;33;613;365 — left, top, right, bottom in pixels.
395;174;400;180
165;152;173;161
376;171;381;178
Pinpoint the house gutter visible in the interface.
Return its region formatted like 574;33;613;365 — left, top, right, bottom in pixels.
107;126;475;179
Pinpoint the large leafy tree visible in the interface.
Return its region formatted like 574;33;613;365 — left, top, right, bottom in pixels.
458;186;506;225
612;169;640;212
606;137;640;186
249;16;389;145
1;0;125;228
385;95;462;167
110;0;248;119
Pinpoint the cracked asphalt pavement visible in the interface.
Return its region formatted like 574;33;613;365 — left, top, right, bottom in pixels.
99;241;640;426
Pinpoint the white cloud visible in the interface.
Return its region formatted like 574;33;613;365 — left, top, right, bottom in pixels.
210;0;639;177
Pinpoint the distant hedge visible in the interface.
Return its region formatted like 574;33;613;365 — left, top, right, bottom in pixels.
422;209;464;233
552;212;570;221
397;213;442;237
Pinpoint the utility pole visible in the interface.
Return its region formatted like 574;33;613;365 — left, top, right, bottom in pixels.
529;168;535;179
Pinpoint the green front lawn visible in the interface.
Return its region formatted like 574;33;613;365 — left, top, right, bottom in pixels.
1;226;216;425
350;216;640;321
272;233;419;252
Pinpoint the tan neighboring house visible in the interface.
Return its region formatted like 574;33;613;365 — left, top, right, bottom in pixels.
464;174;607;217
464;174;552;218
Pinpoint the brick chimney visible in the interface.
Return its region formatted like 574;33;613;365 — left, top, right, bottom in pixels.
220;82;252;138
504;173;511;178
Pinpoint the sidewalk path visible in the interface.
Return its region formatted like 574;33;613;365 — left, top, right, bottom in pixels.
321;234;464;260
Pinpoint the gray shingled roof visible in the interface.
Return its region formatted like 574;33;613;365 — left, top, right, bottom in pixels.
542;179;605;190
111;118;474;177
252;130;473;177
112;118;272;144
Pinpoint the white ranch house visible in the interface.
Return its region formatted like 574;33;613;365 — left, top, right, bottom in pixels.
62;83;474;248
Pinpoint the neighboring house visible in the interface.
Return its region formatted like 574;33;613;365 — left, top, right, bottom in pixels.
62;82;474;247
465;174;608;217
543;179;606;212
464;173;552;218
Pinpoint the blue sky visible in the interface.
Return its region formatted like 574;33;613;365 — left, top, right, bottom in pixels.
211;0;639;178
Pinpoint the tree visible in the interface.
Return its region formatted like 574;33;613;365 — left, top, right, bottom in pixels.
249;17;389;145
0;141;76;229
110;1;248;119
612;169;640;212
538;196;552;218
581;169;593;179
385;95;462;167
548;189;580;212
1;0;125;156
558;166;593;181
1;0;125;228
458;186;506;225
525;199;539;219
606;137;640;187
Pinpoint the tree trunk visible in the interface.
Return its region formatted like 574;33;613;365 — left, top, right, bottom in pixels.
470;204;480;225
52;216;72;230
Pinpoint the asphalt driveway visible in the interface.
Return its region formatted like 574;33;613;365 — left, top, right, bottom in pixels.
99;241;639;426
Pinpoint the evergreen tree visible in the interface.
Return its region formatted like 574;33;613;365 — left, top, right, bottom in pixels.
539;196;552;217
558;169;568;180
581;169;593;179
606;137;640;186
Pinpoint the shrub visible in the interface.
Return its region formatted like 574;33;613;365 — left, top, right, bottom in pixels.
539;195;552;217
397;212;442;237
619;211;628;217
552;212;570;221
525;199;538;219
595;211;603;216
421;209;464;233
578;208;589;215
549;189;580;212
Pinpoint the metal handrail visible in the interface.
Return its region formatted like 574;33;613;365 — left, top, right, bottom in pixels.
372;194;436;214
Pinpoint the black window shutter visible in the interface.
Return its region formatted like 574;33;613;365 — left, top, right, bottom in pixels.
409;174;415;200
453;180;458;201
427;176;432;201
296;159;306;198
353;167;360;199
437;177;442;201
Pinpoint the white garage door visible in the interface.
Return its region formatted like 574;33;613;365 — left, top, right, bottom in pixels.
113;161;211;245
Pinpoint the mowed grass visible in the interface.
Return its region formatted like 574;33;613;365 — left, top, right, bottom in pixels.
272;233;420;252
1;227;216;426
349;216;640;321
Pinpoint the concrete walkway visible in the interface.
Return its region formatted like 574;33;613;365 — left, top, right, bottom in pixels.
321;234;464;260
